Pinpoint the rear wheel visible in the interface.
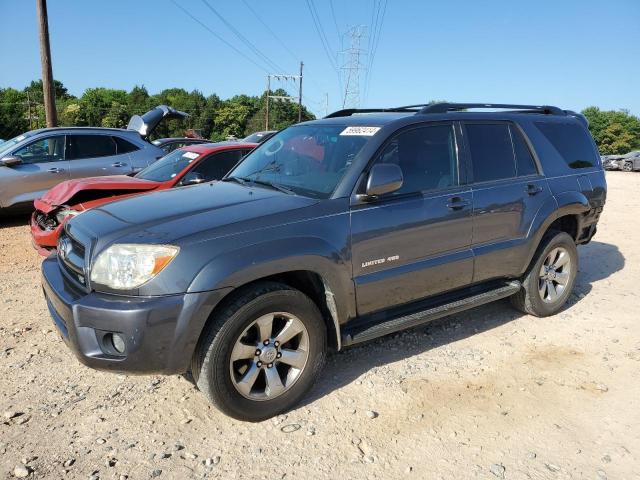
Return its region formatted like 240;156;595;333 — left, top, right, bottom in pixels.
191;282;326;421
511;231;578;317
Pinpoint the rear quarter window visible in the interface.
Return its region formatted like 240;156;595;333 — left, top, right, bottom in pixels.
534;121;598;170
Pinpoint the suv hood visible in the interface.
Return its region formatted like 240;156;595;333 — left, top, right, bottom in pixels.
69;181;319;247
127;105;189;138
35;175;160;213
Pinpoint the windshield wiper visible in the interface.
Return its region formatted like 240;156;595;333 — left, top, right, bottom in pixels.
223;175;294;195
222;176;248;185
248;178;295;195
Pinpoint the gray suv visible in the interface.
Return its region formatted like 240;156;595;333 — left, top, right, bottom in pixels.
0;105;187;213
42;103;606;421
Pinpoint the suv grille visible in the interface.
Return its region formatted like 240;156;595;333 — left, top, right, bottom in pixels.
58;231;88;289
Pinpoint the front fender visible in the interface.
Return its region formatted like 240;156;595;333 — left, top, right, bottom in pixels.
188;236;356;325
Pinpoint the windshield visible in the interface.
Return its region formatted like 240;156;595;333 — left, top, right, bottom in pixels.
229;125;373;198
0;132;32;157
135;149;200;182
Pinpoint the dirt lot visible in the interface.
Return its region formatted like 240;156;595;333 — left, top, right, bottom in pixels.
1;172;639;480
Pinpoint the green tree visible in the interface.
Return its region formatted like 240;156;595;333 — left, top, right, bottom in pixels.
582;107;640;154
101;102;130;128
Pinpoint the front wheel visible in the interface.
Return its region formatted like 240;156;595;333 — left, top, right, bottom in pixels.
622;161;633;172
191;282;326;421
511;231;578;317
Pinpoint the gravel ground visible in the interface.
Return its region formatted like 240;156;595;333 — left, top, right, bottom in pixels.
1;172;639;480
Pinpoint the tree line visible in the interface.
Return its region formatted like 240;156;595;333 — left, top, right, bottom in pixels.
0;80;315;141
1;81;639;155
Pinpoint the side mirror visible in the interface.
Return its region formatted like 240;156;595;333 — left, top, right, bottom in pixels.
180;171;205;186
364;163;403;197
1;155;22;167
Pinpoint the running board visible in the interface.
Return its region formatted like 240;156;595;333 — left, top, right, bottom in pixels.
342;280;521;346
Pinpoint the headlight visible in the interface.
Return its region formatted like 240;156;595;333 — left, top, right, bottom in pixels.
90;244;179;290
55;208;80;224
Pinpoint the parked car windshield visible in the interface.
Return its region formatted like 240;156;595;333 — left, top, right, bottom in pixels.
135;149;201;182
228;125;373;198
0;132;33;157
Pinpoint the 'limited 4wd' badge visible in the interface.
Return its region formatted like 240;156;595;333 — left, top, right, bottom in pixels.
361;255;399;268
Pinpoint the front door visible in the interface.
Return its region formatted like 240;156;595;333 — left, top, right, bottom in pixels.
66;134;133;179
350;123;474;316
0;135;69;208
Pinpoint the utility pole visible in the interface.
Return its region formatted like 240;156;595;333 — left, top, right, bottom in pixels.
265;68;304;130
341;26;367;109
298;61;303;123
265;75;271;130
324;93;329;117
36;0;57;127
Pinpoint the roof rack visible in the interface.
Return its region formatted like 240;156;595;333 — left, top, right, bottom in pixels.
417;102;565;115
324;105;427;118
324;103;567;119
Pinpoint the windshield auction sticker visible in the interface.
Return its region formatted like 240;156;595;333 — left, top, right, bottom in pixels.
340;126;381;136
182;151;200;160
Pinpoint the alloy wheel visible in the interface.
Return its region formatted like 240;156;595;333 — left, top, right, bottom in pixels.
229;312;310;401
538;247;571;303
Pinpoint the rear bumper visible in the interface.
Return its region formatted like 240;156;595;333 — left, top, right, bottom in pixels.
41;255;231;375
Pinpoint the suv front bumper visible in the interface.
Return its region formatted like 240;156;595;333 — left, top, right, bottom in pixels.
41;255;230;375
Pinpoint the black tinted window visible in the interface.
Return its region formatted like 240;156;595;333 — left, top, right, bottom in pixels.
466;123;515;182
535;122;597;169
113;137;139;154
191;150;243;182
67;135;116;160
376;124;457;194
511;126;538;176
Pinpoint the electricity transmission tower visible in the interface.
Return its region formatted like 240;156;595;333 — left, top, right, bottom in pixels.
340;26;367;109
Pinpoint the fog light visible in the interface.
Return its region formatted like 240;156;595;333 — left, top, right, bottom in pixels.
110;333;126;354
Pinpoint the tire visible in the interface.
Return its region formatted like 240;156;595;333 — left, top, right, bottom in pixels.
191;282;326;422
510;230;578;317
623;161;633;172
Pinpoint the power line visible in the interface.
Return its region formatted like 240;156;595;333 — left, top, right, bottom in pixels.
329;0;342;45
199;0;285;74
364;0;388;103
171;0;270;73
305;0;339;74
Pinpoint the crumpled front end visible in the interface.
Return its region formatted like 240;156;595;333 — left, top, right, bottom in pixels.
31;205;80;256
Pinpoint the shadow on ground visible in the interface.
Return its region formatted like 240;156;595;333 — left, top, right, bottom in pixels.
303;240;624;405
0;212;31;228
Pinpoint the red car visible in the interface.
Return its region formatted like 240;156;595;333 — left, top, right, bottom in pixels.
31;142;257;255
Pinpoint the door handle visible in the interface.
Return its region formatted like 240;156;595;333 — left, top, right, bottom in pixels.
111;162;127;167
525;184;543;195
47;167;64;173
446;196;470;209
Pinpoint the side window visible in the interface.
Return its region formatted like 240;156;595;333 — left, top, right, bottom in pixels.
67;135;116;160
190;150;243;182
510;126;538;176
113;137;139;154
375;124;458;195
466;123;515;183
14;136;65;164
534;121;597;169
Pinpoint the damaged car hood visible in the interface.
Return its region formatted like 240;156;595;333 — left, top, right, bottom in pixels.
35;175;160;213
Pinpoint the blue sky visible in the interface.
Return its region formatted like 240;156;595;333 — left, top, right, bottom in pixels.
1;0;639;117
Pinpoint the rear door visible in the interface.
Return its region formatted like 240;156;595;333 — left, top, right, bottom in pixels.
66;133;133;179
1;135;69;207
463;122;549;282
350;122;474;316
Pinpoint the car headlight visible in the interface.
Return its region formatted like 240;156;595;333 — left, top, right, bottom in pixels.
90;244;179;290
55;208;80;224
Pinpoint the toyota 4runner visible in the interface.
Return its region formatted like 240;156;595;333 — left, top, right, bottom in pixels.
41;103;606;421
